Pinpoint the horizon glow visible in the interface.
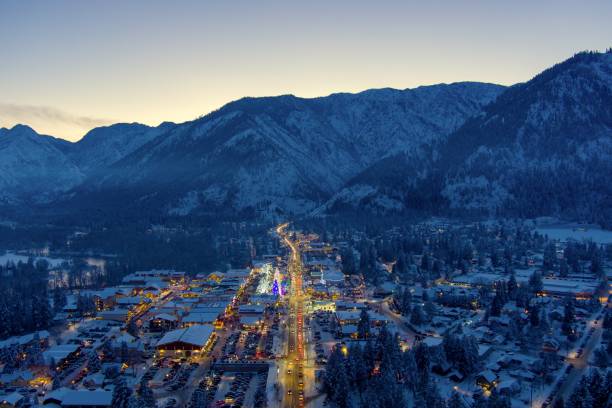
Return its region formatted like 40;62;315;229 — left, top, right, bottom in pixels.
1;0;611;141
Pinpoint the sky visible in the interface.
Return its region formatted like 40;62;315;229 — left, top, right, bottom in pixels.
1;1;611;141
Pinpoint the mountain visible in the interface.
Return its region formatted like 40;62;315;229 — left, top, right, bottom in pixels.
440;51;612;223
327;50;612;225
3;50;610;224
0;125;84;205
62;82;503;218
69;122;175;173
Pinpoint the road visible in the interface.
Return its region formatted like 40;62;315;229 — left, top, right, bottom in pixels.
276;223;307;408
371;297;418;344
551;305;608;406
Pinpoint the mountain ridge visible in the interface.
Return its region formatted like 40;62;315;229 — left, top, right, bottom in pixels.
1;50;611;224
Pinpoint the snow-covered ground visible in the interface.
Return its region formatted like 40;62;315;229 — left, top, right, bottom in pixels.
0;250;68;268
535;226;612;244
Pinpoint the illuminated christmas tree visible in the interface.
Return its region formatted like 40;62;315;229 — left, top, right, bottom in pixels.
272;279;280;297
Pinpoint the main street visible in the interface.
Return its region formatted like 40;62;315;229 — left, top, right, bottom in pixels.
276;223;307;408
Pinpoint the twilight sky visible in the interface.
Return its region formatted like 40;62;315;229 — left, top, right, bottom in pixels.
1;1;611;141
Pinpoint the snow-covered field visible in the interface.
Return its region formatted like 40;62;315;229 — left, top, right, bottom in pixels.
0;251;68;268
535;226;612;244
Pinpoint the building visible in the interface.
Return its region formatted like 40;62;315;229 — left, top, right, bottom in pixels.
240;315;262;330
156;325;215;353
43;344;81;368
43;388;113;408
182;312;220;327
149;313;178;332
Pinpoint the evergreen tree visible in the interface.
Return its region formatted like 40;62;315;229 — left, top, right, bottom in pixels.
410;304;425;325
559;258;569;278
88;351;101;373
53;287;67;313
529;304;540;327
543;242;556;271
190;387;207;408
507;272;518;299
120;341;129;364
357;309;370;339
553;397;564;408
139;381;155;408
400;349;418;391
112;377;132;408
52;375;61;390
399;288;412;315
488;388;511;408
447;391;465;408
528;271;543;294
127;395;142;408
341;247;357;275
490;294;503;317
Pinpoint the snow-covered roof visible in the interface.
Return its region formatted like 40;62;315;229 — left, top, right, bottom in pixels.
477;370;497;383
153;313;178;322
43;344;80;363
156;325;214;348
239;304;265;315
422;337;443;347
0;391;25;405
183;312;219;324
61;390;113;406
0;329;49;348
341;324;358;334
336;310;362;321
240;315;262;325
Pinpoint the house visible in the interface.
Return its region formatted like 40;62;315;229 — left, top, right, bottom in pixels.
98;308;129;323
340;324;358;338
335;310;361;325
0;392;25;407
149;313;178;332
238;304;265;315
0;370;34;387
240;315;262;330
476;370;497;389
542;337;560;352
182;312;220;327
45;388;113;408
156;325;215;353
43;344;81;368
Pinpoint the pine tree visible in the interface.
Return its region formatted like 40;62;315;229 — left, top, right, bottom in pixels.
112;377;132;408
447;391;464;408
52;375;61;390
323;346;344;398
127;395;142;408
120;341;129;364
400;349;418;391
543;242;556;271
462;336;480;375
190;388;207;408
333;366;350;408
553;397;564;408
528;271;543;294
53;287;67;313
88;351;101;372
102;340;114;361
139;381;156;408
410;304;425;325
490;294;503;317
357;309;370;339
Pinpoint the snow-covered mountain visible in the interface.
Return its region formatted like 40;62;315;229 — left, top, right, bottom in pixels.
2;50;610;223
0;125;84;205
326;50;612;225
69;122;175;173
63;82;503;217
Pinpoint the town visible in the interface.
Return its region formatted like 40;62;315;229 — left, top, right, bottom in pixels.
0;220;609;408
